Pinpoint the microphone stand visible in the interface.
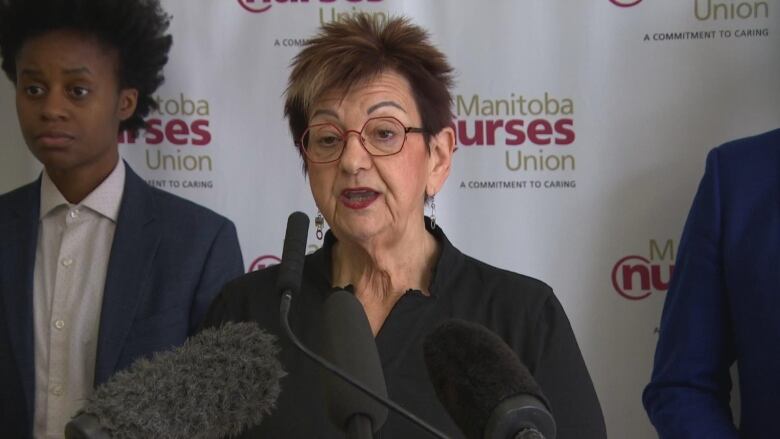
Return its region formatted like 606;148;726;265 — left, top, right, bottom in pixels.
280;292;449;439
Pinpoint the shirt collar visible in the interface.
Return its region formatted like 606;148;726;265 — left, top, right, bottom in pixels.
39;170;69;218
39;160;126;222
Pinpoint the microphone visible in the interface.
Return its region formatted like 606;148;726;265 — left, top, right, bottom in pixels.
65;322;285;439
423;319;556;439
275;212;448;438
319;290;388;438
277;211;310;297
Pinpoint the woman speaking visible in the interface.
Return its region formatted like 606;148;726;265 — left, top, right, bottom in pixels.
202;15;606;439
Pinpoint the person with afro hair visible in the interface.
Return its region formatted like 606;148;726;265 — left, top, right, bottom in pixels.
0;1;244;437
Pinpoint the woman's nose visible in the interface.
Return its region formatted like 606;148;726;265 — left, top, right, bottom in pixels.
339;130;372;174
40;91;70;122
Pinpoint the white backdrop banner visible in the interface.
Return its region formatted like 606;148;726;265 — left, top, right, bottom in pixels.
1;1;778;437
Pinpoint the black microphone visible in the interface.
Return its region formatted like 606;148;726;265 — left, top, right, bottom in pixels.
275;212;448;438
277;211;310;297
319;290;388;438
423;319;556;439
65;321;285;439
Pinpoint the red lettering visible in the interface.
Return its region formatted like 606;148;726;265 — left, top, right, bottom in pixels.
622;264;651;291
144;119;164;144
453;117;575;147
118;129;138;144
527;119;553;145
457;120;484;146
165;119;189;145
651;264;674;290
191;120;212;146
554;119;575;145
485;119;504;145
505;119;526;145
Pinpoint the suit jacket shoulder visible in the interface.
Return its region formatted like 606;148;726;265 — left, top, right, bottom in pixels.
0;180;40;222
713;127;780;194
93;164;245;384
0;179;40;438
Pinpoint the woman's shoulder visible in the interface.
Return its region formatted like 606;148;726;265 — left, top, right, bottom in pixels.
455;253;554;302
201;265;284;327
205;248;329;322
434;248;561;331
222;264;282;297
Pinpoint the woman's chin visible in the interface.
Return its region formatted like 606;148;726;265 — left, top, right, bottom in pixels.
334;224;381;244
331;216;390;245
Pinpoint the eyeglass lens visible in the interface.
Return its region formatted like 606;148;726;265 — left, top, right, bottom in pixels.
303;117;406;162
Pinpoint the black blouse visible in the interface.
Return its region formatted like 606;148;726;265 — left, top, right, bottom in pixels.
201;223;607;439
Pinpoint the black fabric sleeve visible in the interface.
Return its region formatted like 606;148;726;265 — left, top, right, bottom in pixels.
199;288;229;331
530;293;607;439
198;279;251;331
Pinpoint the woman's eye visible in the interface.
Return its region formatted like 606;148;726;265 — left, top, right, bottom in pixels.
69;87;90;98
318;135;341;147
371;126;401;142
24;85;45;97
376;129;395;139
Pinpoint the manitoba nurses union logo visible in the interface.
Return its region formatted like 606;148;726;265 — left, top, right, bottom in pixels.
612;239;675;300
454;91;579;191
610;0;643;7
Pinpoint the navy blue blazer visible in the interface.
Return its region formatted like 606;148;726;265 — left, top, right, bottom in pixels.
644;128;780;438
0;163;244;438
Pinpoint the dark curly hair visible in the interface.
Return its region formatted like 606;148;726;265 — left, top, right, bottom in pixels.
0;0;173;134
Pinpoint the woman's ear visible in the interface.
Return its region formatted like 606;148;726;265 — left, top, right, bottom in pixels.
426;126;456;196
117;88;139;121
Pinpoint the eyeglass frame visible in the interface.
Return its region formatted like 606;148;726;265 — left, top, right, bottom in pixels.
295;116;426;164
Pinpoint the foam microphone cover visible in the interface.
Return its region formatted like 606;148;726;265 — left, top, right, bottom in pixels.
276;211;310;295
319;290;389;433
65;322;285;439
423;319;553;439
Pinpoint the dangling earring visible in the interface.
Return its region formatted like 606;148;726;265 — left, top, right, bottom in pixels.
429;195;437;230
315;211;325;240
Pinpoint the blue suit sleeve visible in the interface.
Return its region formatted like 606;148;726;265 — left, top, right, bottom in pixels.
188;218;244;334
642;147;738;438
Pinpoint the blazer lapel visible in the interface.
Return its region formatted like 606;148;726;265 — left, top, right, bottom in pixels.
94;165;160;385
0;181;40;422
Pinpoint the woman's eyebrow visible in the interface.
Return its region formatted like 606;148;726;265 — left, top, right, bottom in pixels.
367;101;406;115
62;66;92;77
310;108;339;119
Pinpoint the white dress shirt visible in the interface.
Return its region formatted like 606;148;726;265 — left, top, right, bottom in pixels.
32;161;125;439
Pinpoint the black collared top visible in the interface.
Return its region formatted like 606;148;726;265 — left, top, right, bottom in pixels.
201;222;607;439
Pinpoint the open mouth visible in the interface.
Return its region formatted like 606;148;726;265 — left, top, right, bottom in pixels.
340;188;380;209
